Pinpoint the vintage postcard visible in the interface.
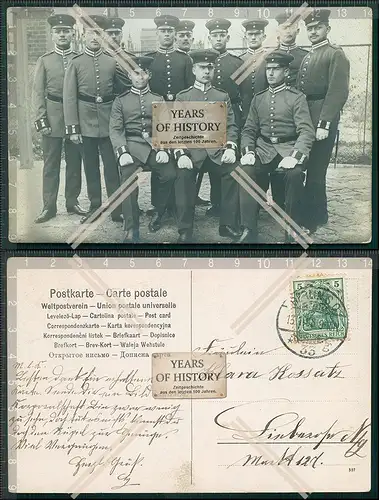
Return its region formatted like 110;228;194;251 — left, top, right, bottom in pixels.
7;4;372;244
7;257;372;493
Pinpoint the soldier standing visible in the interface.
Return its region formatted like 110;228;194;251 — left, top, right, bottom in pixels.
173;49;240;243
297;9;350;233
103;16;133;95
275;11;308;87
239;19;269;126
63;14;123;223
145;15;194;216
175;19;195;54
33;14;86;223
109;56;176;243
239;51;315;243
203;18;243;217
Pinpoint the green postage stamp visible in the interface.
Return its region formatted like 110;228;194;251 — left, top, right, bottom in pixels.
292;278;348;341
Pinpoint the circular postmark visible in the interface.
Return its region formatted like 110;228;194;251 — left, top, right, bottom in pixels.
276;280;349;359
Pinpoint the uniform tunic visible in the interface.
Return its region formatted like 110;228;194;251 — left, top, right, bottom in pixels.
145;48;194;101
174;82;239;231
240;83;315;236
239;48;268;125
278;43;308;88
109;86;176;231
63;47;119;138
296;39;350;228
33;47;82;213
104;47;134;95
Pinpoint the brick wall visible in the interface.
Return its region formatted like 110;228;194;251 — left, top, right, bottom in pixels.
25;8;54;63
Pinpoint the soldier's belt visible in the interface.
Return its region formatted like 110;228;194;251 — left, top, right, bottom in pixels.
78;94;114;104
260;134;298;145
47;94;63;103
306;94;326;101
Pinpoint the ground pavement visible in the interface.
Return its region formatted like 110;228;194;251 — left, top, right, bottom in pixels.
14;161;371;244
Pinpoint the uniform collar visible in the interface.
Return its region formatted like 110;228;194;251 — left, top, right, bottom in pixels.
217;51;229;59
54;46;73;57
310;39;329;51
247;47;264;56
194;81;212;92
269;82;287;94
157;47;175;54
279;42;297;52
85;47;103;58
130;85;150;96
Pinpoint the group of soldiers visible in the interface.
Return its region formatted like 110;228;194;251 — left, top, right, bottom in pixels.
33;8;350;243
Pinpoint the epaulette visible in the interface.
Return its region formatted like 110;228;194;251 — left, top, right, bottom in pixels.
176;86;193;95
329;43;343;51
228;52;243;60
71;53;83;60
41;50;54;58
118;90;131;98
144;51;157;57
150;91;163;98
286;86;302;95
255;88;268;96
297;47;309;53
213;86;228;95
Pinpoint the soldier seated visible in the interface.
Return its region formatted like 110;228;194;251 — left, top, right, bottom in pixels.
109;56;176;243
238;50;315;243
173;49;240;243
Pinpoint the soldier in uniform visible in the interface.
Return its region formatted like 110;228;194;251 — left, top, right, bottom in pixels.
175;19;195;54
109;56;176;243
63;14;123;223
297;9;350;233
275;11;308;87
239;19;269;126
270;11;308;211
202;18;243;217
238;51;315;243
103;17;133;95
173;49;240;243
33;14;86;223
146;15;194;216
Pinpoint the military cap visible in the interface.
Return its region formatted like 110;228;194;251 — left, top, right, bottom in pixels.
205;18;231;33
154;15;180;29
82;14;108;31
176;20;195;33
265;50;294;66
133;55;155;71
242;19;268;32
47;14;76;28
105;17;125;32
304;8;331;26
275;11;302;25
189;49;219;65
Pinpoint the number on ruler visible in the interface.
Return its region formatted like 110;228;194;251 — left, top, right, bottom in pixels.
257;8;270;19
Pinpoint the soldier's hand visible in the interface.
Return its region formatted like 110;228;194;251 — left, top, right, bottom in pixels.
70;134;83;145
156;151;169;164
41;127;52;136
278;156;298;169
316;127;329;141
119;153;134;166
221;149;236;164
240;152;256;166
177;156;193;170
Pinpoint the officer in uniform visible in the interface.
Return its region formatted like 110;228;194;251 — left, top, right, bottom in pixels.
63;14;123;223
239;50;315;243
297;9;350;233
109;56;176;243
239;19;269;125
202;18;243;217
104;17;133;95
146;15;194;215
275;11;308;87
33;14;86;223
175;19;195;54
173;49;240;243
